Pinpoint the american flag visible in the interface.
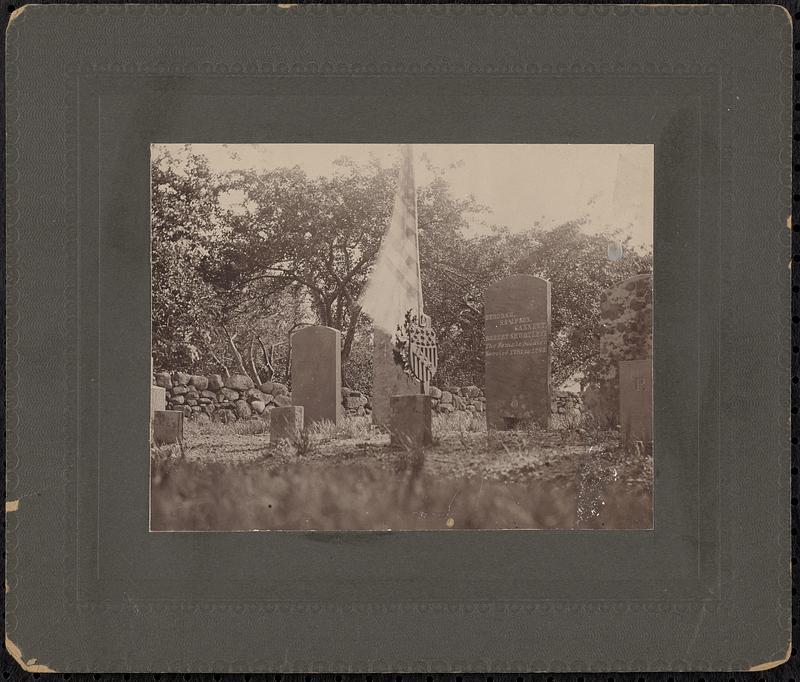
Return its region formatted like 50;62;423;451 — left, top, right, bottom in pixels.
360;144;424;335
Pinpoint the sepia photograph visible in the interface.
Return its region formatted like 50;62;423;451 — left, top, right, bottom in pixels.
149;143;654;531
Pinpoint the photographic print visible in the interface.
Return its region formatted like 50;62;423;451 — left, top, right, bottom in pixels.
150;143;653;531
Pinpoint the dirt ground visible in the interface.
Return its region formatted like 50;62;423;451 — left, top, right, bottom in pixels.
150;414;653;531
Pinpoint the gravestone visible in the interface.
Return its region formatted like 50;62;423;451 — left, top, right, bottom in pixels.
485;274;551;429
372;328;420;427
390;394;432;449
584;274;653;427
152;410;183;445
270;406;304;444
150;385;166;419
291;325;342;426
618;358;653;445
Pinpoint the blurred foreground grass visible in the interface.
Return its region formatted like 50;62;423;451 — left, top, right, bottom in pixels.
150;414;652;531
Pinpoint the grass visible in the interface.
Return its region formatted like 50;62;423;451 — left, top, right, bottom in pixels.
151;412;653;531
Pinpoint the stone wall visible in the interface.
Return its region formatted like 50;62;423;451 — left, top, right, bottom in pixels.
154;372;292;423
155;372;583;424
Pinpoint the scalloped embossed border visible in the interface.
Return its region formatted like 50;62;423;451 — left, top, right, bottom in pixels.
4;2;790;671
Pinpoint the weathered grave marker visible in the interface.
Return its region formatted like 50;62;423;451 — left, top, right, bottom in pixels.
152;409;183;445
390;394;432;449
270;405;304;444
586;273;653;427
372;328;420;427
618;358;653;446
485;274;551;429
291;325;342;426
150;385;166;419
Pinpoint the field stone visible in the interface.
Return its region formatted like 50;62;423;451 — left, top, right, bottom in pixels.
465;385;481;398
198;398;211;405
259;381;274;394
154;372;172;389
186;399;198;406
218;387;239;401
170;395;185;405
171;385;188;396
201;390;216;400
245;388;265;401
437;403;455;414
234;399;252;419
182;406;192;418
207;374;224;391
428;386;442;400
345;396;367;410
439;390;453;404
453;396;466;410
274;394;292;407
225;374;253;391
173;372;190;386
251;400;266;414
218;409;236;424
271;382;289;397
189;375;209;390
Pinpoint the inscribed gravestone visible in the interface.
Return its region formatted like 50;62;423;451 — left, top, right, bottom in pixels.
584;274;653;427
618;358;653;445
372;328;420;428
485;274;551;429
291;325;342;426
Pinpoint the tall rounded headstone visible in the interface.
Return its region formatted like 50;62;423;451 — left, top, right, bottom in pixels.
584;273;653;428
485;274;551;429
291;325;342;426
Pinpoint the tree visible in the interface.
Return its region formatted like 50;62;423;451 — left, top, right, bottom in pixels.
151;145;230;371
201;158;396;373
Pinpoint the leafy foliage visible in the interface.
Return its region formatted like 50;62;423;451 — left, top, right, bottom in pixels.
151;145;652;390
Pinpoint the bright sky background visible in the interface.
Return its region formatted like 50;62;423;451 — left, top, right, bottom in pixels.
159;143;653;249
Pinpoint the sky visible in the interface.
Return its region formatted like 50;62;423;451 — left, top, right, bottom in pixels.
157;143;653;249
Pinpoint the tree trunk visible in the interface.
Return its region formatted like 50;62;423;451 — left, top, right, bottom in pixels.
257;336;274;381
341;305;361;366
222;325;249;378
248;336;262;386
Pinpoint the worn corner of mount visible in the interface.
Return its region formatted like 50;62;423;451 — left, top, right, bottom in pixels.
5;635;57;673
748;641;792;671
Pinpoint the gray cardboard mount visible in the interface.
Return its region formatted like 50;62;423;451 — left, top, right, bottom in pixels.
4;3;791;673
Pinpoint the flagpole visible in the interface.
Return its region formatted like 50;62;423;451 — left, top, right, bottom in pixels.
407;144;429;397
409;144;424;317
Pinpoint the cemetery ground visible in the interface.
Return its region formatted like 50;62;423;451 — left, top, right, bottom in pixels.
150;411;653;531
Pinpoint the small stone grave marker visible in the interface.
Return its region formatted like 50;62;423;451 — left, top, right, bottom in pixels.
291;325;342;426
587;274;653;427
389;394;432;449
152;409;183;445
151;385;166;418
618;358;653;446
484;274;551;429
270;406;304;444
